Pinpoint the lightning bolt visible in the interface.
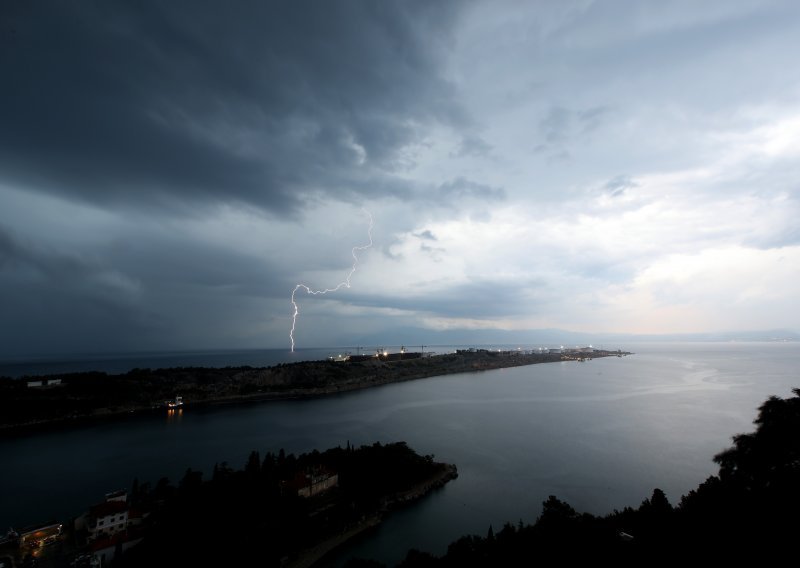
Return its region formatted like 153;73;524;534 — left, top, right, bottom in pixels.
290;209;374;352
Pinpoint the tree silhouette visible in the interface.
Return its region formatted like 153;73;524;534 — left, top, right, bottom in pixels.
395;389;800;566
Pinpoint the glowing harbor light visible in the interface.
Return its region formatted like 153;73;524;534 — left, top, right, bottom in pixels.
290;209;374;352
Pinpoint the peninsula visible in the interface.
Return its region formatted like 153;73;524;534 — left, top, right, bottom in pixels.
1;441;457;568
0;348;630;434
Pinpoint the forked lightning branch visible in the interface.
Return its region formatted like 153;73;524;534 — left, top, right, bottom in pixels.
289;209;374;351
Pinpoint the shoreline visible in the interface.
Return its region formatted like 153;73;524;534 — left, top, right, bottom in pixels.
1;350;631;437
1;443;458;568
285;464;459;568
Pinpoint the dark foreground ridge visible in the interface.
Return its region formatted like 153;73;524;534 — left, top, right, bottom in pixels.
0;441;456;568
0;349;629;433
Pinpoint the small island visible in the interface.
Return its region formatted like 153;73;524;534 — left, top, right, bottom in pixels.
0;348;630;434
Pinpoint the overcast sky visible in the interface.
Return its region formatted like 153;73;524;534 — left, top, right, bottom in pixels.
1;1;799;357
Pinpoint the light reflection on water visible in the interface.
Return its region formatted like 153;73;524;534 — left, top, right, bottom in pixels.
166;407;183;424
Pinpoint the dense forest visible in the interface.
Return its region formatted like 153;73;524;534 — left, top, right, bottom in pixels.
114;442;455;567
353;388;800;566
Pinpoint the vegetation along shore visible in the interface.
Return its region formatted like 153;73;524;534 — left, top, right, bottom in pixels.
0;441;456;568
7;388;798;566
0;348;630;434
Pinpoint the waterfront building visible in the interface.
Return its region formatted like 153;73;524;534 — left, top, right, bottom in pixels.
82;491;129;542
17;522;62;549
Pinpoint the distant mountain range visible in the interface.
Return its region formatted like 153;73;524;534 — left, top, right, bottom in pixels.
5;329;796;365
342;327;800;348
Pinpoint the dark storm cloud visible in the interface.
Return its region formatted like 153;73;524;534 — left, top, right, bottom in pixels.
0;226;23;268
353;278;546;320
106;231;292;300
0;220;296;356
0;1;467;214
0;223;156;355
0;224;111;286
0;280;158;358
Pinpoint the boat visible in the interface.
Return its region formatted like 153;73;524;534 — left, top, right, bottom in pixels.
165;396;183;409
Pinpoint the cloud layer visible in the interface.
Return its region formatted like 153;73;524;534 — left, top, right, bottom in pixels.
1;1;799;356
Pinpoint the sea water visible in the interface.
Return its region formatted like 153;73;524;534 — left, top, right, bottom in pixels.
1;342;797;565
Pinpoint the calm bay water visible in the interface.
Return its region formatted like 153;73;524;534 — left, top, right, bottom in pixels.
1;342;798;565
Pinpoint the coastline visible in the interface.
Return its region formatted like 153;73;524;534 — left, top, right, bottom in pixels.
1;350;631;436
1;443;458;568
285;464;459;568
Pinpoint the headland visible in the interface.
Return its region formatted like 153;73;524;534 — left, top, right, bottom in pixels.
0;348;630;434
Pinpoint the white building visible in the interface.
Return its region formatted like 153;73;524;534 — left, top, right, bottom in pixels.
86;491;129;541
